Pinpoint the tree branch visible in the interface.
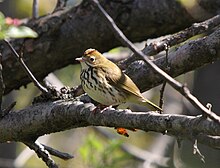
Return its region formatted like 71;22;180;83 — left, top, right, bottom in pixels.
3;40;48;94
0;99;220;149
119;14;220;69
2;0;220;94
24;141;58;168
90;0;220;123
125;26;220;92
42;144;74;160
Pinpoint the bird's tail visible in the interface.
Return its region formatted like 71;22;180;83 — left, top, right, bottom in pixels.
143;98;162;112
132;97;162;112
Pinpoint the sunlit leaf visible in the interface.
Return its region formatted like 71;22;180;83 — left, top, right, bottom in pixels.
6;26;38;38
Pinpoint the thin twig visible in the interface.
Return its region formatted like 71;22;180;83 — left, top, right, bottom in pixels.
90;0;220;124
4;40;48;94
159;44;169;109
159;82;166;110
193;139;205;163
32;0;39;19
42;144;74;160
24;141;58;168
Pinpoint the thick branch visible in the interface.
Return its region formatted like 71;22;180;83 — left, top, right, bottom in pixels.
91;0;220;122
0;100;220;148
125;27;220;92
1;0;220;94
119;14;220;69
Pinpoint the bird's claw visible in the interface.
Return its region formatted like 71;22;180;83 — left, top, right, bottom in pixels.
92;104;111;113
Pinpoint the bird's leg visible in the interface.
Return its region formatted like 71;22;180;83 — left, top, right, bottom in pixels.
92;104;111;113
93;104;135;137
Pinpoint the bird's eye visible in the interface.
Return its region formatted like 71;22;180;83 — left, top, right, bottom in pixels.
89;56;95;62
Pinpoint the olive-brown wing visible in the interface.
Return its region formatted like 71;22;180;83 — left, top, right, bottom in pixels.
103;63;143;99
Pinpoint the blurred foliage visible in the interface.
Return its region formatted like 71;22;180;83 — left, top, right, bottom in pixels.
14;0;56;17
13;83;39;110
54;64;81;87
178;0;197;8
79;133;133;168
0;12;37;39
9;0;82;18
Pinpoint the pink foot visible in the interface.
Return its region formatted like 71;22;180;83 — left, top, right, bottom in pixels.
92;104;110;113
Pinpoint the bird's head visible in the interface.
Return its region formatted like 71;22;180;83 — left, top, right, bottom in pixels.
76;48;107;68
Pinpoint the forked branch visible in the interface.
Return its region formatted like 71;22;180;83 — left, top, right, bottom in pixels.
90;0;220;124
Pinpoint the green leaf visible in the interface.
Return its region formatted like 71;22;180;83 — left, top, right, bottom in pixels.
0;12;38;40
0;12;5;26
6;26;38;38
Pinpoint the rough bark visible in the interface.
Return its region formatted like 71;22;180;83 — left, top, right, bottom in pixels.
125;27;220;92
0;99;219;149
1;0;220;94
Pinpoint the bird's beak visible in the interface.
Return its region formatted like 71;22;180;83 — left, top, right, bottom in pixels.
75;57;84;62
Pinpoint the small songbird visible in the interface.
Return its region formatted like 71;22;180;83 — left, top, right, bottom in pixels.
76;49;162;136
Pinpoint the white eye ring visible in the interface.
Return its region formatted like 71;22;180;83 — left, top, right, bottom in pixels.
89;56;95;62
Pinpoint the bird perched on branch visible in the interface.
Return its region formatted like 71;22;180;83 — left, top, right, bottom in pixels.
76;49;162;137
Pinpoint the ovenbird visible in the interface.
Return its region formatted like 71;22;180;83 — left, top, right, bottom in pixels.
76;49;162;136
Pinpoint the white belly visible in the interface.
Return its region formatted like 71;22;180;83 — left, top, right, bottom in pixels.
81;69;126;106
83;82;126;106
